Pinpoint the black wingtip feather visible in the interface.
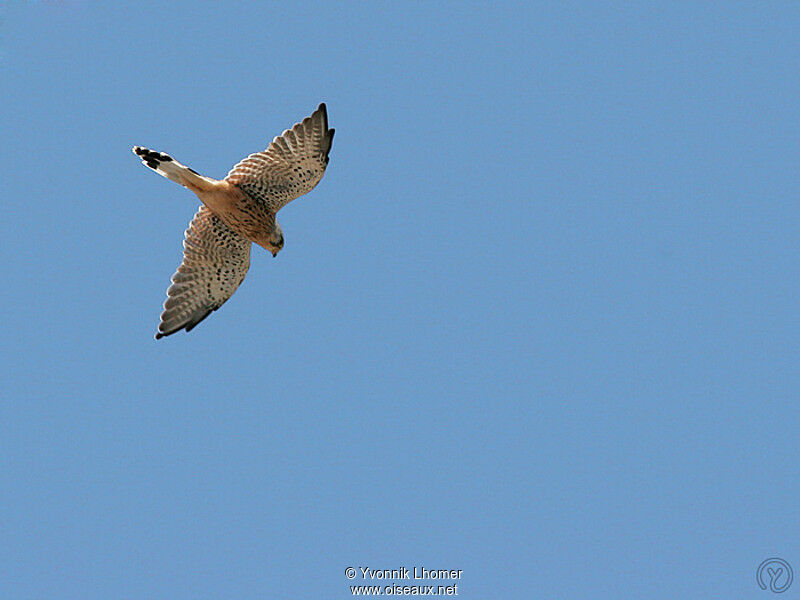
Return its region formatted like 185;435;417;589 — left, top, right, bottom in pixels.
326;128;335;158
317;103;328;129
184;310;213;333
134;146;174;166
155;327;179;339
154;308;214;339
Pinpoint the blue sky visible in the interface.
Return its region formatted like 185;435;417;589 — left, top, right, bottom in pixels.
1;2;799;598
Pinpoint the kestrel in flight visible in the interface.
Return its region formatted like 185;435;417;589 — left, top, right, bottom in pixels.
133;103;334;339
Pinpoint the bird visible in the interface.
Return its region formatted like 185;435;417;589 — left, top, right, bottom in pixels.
132;103;334;339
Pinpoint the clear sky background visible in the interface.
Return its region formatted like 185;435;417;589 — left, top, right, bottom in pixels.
1;2;799;598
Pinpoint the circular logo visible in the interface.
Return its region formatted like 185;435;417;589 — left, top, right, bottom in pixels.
757;558;793;593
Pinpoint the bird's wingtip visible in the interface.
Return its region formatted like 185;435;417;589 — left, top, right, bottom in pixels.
317;103;328;123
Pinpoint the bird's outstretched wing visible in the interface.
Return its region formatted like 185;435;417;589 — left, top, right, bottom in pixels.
156;206;252;339
225;103;335;212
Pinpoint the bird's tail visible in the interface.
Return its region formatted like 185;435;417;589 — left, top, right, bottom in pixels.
132;146;213;190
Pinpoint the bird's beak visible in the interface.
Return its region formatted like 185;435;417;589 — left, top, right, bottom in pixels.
271;251;278;258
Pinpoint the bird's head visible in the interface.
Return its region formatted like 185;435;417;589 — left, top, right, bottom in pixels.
260;223;284;258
